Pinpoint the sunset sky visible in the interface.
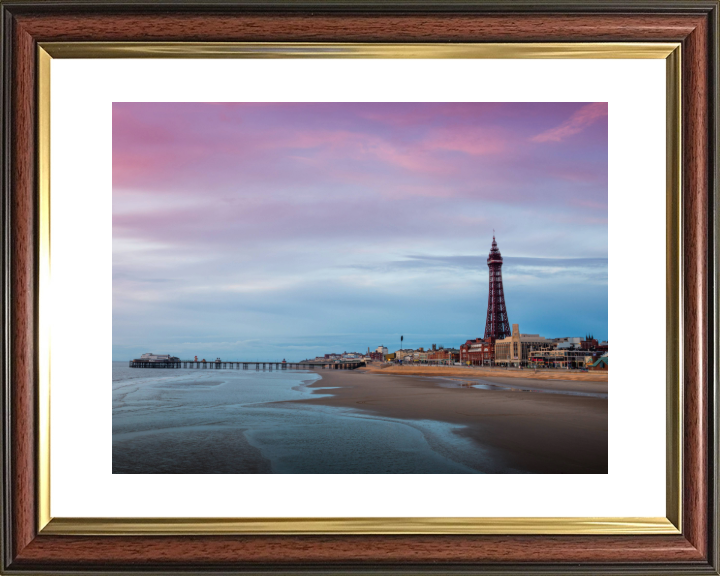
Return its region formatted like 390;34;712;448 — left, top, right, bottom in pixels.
113;102;608;361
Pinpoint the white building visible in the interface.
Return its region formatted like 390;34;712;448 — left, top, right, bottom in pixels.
494;324;553;367
553;337;583;349
529;348;589;369
395;349;415;361
139;353;179;362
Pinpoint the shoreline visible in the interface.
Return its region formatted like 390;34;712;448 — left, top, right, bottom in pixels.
293;368;608;473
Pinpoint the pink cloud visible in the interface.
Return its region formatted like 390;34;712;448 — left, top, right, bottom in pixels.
265;128;453;175
422;126;505;156
357;103;507;128
112;102;607;218
530;103;608;143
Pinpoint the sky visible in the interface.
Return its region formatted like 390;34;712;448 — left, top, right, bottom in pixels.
113;102;608;361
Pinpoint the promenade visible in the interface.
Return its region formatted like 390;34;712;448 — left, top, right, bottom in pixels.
361;363;608;382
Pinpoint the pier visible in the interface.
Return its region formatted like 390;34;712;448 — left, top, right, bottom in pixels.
129;360;365;370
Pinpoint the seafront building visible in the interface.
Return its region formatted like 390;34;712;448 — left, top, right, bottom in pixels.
553;337;583;349
588;354;609;370
529;348;592;369
394;349;416;361
494;324;553;367
427;348;460;364
459;338;495;366
577;335;609;351
136;353;180;363
385;345;460;365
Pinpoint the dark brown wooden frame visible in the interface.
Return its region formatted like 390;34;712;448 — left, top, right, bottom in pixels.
1;1;718;573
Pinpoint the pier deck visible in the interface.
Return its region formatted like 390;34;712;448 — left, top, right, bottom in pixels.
129;360;365;370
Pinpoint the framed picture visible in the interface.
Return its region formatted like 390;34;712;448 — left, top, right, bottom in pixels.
1;0;717;573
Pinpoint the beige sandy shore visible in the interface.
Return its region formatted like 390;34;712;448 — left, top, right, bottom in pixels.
361;364;608;382
295;369;608;473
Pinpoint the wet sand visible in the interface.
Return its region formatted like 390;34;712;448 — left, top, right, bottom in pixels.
294;369;608;473
113;427;272;474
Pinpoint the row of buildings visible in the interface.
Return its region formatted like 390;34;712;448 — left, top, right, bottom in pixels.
304;347;387;364
390;344;460;365
460;324;608;369
454;235;607;370
305;344;461;366
372;325;607;370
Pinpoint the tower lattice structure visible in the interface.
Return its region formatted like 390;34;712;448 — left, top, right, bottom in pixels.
484;236;511;341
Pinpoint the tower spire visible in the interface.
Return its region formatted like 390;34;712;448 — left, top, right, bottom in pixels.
484;235;511;341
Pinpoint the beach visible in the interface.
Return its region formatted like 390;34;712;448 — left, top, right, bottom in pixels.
292;366;608;473
112;363;607;474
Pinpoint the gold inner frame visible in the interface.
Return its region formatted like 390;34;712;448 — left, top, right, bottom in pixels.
36;41;682;536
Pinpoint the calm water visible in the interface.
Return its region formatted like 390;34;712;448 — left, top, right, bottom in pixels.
112;362;495;474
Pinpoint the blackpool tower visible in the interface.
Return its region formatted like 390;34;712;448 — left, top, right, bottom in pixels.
484;235;511;341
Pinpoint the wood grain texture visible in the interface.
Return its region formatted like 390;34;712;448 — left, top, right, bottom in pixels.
13;12;704;43
10;534;707;566
681;10;710;561
9;17;37;562
2;4;717;573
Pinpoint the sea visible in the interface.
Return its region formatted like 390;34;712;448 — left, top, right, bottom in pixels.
112;361;491;474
